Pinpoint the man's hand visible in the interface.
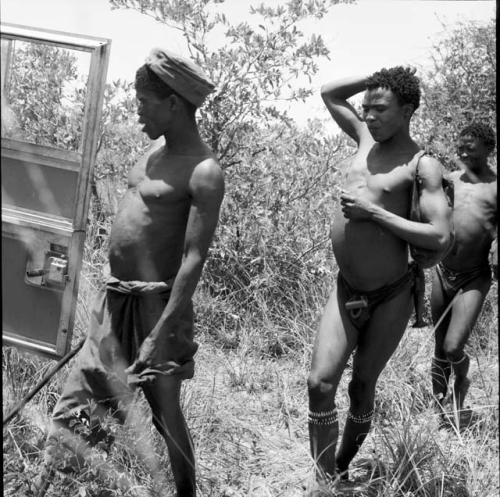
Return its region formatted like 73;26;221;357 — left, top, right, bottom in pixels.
125;328;195;386
340;191;376;220
125;330;169;376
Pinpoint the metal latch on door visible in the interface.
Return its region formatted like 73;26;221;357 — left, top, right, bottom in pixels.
25;244;69;289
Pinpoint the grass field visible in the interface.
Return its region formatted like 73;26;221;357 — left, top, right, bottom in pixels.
3;240;498;496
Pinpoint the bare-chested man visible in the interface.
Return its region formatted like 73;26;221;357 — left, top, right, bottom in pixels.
306;67;452;491
37;48;224;497
430;123;497;416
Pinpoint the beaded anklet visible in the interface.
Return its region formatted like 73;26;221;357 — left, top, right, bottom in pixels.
433;356;449;364
308;407;338;426
347;409;374;424
449;354;467;365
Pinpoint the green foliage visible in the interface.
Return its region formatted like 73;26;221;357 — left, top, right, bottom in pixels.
415;18;496;169
201;120;352;327
108;0;350;168
3;39;150;221
5;41;86;151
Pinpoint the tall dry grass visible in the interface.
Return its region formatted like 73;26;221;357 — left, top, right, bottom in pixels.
3;239;498;497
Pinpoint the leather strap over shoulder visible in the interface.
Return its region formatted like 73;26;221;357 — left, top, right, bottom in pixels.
412;150;427;183
409;150;427;224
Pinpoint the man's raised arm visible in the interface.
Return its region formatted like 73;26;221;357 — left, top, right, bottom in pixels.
320;76;372;146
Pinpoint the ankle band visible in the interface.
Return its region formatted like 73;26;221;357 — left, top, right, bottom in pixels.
433;356;449;364
308;407;338;425
347;409;374;424
449;354;467;365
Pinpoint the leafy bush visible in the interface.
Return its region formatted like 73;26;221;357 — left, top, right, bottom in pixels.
415;18;496;170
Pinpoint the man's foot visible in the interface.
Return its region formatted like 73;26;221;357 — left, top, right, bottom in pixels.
438;410;454;430
305;479;334;497
411;320;427;328
432;392;447;411
335;457;349;481
31;465;56;497
439;407;475;431
452;377;471;411
336;466;349;481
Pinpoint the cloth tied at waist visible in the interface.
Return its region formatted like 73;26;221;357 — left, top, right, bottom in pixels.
81;271;198;388
105;275;174;296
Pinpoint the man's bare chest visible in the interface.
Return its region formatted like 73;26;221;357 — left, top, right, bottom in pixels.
345;157;413;202
453;179;496;217
128;163;190;204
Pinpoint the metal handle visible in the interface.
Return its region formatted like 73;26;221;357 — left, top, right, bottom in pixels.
26;269;47;278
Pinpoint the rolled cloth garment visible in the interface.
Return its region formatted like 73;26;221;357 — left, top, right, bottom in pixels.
146;47;215;107
49;273;198;434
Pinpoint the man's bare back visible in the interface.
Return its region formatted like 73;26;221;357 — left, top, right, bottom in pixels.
109;146;218;282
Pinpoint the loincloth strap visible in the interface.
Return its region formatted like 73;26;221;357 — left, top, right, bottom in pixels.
340;263;416;326
439;262;491;281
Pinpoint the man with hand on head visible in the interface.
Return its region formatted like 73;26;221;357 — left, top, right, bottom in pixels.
306;66;452;492
37;48;224;497
430;122;497;418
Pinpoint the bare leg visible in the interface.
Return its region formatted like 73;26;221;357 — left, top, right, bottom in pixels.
450;355;470;411
307;283;358;481
36;334;133;494
444;275;491;410
431;356;452;407
35;397;131;495
430;270;453;407
143;376;196;497
336;282;413;473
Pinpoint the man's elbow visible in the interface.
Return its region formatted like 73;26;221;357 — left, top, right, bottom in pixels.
320;85;330;104
184;251;206;271
320;84;340;102
436;230;452;252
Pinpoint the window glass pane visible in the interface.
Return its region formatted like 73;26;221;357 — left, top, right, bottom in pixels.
1;38;90;152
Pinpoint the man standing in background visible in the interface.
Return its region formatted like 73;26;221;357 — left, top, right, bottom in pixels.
430;122;496;419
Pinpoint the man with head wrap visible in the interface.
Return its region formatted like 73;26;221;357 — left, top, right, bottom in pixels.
37;48;224;497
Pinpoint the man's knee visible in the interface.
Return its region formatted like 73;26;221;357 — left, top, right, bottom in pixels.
307;372;336;402
442;340;466;363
